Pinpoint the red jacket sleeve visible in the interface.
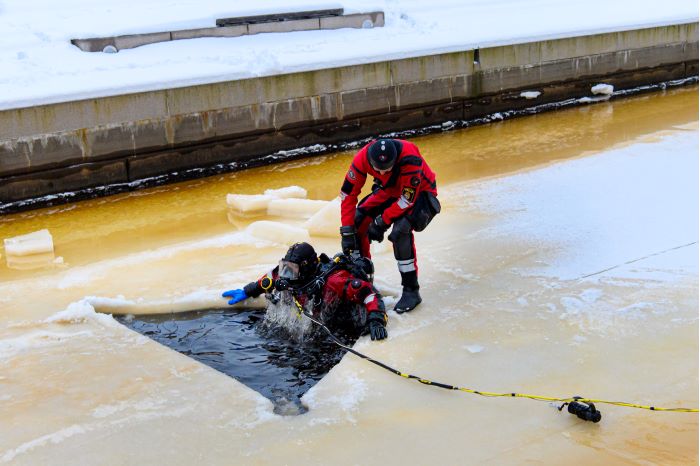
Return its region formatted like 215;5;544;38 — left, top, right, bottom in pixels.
339;146;370;226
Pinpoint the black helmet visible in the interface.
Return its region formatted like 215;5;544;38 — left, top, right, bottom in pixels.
279;242;318;284
367;139;398;171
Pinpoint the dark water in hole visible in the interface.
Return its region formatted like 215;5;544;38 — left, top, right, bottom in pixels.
117;308;353;415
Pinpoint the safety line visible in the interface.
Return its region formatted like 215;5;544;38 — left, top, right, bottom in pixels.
292;297;698;414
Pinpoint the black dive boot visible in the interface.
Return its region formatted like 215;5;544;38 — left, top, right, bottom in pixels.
395;270;421;313
395;287;421;313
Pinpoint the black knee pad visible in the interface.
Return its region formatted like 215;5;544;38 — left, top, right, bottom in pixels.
389;217;414;260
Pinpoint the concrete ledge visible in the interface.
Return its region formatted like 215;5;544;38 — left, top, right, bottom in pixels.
2;22;698;206
248;18;320;35
71;12;385;52
171;26;248;41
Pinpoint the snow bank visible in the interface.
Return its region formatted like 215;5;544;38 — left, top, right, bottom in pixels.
1;0;696;110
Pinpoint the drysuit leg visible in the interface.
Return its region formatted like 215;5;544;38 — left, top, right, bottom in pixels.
388;217;419;289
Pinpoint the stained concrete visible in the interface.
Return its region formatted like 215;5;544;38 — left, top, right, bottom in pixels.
0;22;697;206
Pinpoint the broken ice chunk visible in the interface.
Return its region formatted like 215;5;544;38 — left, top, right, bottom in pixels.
263;186;307;199
304;198;341;237
4;229;54;256
267;199;328;218
226;194;275;213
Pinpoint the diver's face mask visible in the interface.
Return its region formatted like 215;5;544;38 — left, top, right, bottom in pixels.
278;260;301;281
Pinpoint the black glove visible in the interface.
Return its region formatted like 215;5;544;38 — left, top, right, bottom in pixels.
367;216;389;243
340;225;359;255
368;312;388;341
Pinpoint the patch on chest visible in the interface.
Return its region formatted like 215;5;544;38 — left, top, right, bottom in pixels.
402;186;416;202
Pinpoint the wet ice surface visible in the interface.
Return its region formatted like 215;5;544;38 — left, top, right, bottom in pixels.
0;91;697;465
117;309;352;415
464;127;699;282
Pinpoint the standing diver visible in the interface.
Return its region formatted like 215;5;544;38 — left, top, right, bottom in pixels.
222;242;388;341
338;138;441;313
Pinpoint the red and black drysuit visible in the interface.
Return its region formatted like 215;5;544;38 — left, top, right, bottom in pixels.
242;261;386;338
340;139;439;289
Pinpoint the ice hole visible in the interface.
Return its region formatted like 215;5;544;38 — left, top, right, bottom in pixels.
117;308;356;415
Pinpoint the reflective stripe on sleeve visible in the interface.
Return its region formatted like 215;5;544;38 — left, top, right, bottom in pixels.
364;293;376;305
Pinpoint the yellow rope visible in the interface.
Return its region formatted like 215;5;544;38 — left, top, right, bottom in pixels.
291;296;698;414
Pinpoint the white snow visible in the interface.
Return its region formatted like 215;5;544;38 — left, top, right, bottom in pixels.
592;83;615;95
0;0;696;110
520;91;541;99
43;300;121;328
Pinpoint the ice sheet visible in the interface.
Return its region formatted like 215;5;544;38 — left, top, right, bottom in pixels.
245;221;310;244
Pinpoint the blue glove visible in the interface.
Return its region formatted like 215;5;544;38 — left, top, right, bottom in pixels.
222;288;248;305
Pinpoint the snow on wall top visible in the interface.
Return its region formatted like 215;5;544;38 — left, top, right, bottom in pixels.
0;0;697;110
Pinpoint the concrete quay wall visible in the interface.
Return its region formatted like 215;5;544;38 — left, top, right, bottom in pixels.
0;22;697;206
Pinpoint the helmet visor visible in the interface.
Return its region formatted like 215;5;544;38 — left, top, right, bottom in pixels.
278;260;300;281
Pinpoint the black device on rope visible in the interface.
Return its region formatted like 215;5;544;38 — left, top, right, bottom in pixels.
558;396;602;423
289;296;698;420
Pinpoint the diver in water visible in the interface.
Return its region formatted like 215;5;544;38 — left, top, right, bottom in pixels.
221;242;388;341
